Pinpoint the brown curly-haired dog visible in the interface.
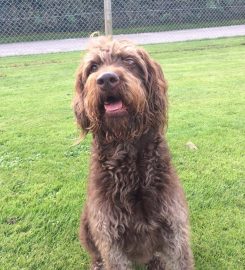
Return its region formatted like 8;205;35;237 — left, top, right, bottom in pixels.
73;37;194;270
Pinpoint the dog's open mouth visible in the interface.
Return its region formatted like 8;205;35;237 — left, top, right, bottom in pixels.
104;96;126;114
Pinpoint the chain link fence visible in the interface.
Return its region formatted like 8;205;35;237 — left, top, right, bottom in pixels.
0;0;104;44
0;0;244;45
112;0;245;34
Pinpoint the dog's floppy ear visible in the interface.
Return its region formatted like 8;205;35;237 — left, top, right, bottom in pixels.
73;66;90;136
137;48;168;131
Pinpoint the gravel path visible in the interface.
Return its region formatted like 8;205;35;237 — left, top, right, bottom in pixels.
0;25;244;57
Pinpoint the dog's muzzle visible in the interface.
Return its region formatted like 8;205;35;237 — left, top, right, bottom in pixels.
97;72;126;115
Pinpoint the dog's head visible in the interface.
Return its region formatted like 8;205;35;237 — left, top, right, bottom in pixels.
74;37;168;142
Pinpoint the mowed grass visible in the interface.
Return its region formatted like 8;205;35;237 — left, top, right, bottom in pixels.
0;37;244;270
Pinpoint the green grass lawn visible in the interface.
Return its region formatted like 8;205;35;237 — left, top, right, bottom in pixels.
0;37;244;270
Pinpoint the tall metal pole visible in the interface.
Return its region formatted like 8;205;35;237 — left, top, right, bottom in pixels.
104;0;113;37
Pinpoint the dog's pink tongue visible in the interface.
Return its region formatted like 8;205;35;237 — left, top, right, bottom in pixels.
104;100;123;112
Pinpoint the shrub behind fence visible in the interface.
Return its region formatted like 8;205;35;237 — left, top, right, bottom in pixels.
0;0;244;43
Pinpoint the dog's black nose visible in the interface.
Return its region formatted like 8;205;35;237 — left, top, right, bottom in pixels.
96;72;119;90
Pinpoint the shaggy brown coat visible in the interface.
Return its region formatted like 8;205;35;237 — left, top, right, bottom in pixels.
73;37;194;270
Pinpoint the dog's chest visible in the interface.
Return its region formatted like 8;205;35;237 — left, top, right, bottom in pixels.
117;197;162;263
100;160;163;240
93;142;166;222
90;141;169;258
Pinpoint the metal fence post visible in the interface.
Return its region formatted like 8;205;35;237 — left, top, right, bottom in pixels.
104;0;113;37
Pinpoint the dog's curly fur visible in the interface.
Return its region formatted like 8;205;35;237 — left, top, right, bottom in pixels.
73;37;194;270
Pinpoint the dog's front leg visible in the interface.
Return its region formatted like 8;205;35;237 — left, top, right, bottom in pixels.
100;244;132;270
157;244;194;270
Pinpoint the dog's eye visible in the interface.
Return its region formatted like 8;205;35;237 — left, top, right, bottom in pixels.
123;58;135;65
89;63;99;73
